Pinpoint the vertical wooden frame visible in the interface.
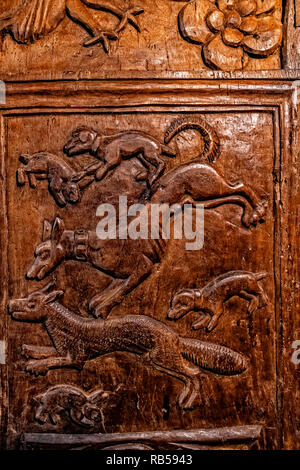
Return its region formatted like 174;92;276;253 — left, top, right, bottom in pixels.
0;80;298;449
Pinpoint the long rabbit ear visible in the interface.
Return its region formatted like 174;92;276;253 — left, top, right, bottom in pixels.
43;220;52;241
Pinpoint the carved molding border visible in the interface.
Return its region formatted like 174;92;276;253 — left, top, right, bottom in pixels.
22;425;266;450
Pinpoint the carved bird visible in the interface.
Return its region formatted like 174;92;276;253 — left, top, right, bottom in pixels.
0;0;143;52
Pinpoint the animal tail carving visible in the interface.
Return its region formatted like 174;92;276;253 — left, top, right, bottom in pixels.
164;117;220;163
254;272;268;308
180;337;248;375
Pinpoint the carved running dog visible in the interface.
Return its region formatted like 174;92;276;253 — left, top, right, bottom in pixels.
26;156;268;318
63;118;220;185
167;271;268;332
64;126;178;186
8;283;248;410
24;120;267;317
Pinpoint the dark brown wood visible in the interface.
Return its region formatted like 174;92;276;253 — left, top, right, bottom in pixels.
0;0;299;452
22;425;266;450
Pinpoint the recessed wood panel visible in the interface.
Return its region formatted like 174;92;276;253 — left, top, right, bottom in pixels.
0;81;297;449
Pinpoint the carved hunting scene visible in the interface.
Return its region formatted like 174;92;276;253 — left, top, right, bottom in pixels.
7;112;273;437
0;0;298;452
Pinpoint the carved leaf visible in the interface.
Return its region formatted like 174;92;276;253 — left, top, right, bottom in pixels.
8;0;66;44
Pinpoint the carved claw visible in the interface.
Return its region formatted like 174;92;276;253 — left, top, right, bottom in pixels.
117;8;144;33
21;344;34;359
247;297;259;315
25;360;49;377
83;31;119;52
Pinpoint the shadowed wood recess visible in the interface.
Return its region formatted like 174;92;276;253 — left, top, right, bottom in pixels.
0;1;299;452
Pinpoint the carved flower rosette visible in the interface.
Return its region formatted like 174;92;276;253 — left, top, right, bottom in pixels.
178;0;283;71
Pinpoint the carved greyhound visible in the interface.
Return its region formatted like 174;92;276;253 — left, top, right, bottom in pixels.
151;163;267;228
8;283;248;410
26;154;267;318
64;126;177;185
63;117;220;185
16;152;95;207
167;271;268;332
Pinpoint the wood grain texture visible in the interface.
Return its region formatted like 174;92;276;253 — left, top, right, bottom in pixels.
0;0;287;79
295;0;300;26
0;81;298;450
0;0;299;453
22;425;266;450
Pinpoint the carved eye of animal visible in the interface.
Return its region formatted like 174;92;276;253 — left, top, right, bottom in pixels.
39;251;50;261
27;301;36;309
79;131;90;143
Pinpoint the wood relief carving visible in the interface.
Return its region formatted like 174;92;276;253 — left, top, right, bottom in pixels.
295;0;300;27
8;283;247;410
1;77;298;450
23;425;266;450
0;0;143;52
7;116;269;416
15;121;267;319
168;271;268;332
178;0;283;70
63;125;177;185
33;384;124;429
16;152;96;207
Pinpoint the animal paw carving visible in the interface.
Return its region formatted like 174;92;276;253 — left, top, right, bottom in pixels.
117;7;144;33
191;313;210;330
88;297;115;319
25;360;49;377
21;344;33;359
243;200;267;227
251;199;268;224
83;30;119;52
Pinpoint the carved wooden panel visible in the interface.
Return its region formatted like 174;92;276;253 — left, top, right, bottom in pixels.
0;81;298;450
0;0;288;78
0;0;299;453
295;0;300;26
